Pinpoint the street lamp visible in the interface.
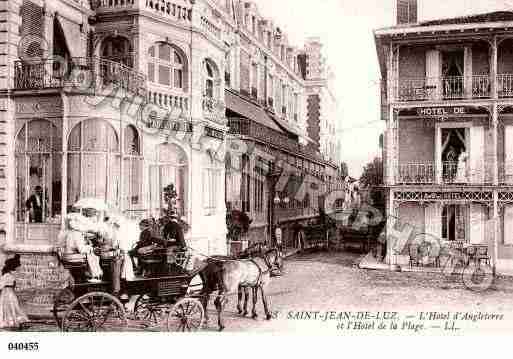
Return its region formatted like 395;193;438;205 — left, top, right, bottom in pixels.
273;194;289;249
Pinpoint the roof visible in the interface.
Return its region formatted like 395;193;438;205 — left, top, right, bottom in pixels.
375;10;513;35
420;11;513;26
225;90;285;134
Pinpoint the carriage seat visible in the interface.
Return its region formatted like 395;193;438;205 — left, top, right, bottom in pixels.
56;247;87;268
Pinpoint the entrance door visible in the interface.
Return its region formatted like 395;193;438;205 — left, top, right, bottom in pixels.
442;204;466;242
442;50;464;99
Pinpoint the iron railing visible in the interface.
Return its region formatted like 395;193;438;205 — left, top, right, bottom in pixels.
395;75;491;101
397;163;435;184
14;57;147;96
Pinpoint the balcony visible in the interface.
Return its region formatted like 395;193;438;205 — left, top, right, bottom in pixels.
396;162;487;185
13;57;147;96
397;163;435;184
395;75;490;102
93;0;192;24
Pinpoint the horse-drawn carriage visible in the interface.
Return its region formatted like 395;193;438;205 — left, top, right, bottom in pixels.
52;245;206;332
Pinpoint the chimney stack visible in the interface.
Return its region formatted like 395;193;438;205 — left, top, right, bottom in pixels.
396;0;418;25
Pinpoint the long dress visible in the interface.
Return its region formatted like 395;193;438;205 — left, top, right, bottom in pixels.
0;273;29;329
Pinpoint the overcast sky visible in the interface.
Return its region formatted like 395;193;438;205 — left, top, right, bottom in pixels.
253;0;513;177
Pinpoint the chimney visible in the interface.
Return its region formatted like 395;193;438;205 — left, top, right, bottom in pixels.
396;0;418;25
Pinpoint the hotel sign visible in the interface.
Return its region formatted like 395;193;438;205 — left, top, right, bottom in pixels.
416;107;468;117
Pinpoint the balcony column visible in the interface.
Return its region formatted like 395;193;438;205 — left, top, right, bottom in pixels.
386;106;397;185
435;125;442;184
464;46;473;99
491;36;498;99
492;103;499;185
386;44;395;102
492;191;499;275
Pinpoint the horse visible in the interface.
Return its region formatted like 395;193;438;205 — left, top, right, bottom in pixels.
199;248;283;331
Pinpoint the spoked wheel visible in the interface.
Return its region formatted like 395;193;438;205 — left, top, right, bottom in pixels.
133;294;165;325
53;287;75;329
61;292;127;332
166;297;204;332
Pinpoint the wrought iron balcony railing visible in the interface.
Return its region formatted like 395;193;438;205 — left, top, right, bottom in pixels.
397;163;435;184
395;75;490;102
395;161;495;185
14;57;147;96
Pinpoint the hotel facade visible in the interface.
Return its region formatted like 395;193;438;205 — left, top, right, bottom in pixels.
375;1;513;275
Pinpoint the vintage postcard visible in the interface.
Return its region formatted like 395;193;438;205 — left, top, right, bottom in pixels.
1;0;513;354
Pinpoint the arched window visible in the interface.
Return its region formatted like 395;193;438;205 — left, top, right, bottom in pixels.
148;43;185;89
123;125;142;211
67;119;120;207
101;36;132;67
205;61;215;98
149;144;188;218
15;120;62;225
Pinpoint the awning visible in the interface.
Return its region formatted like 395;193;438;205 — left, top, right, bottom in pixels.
269;114;302;138
225;90;285;134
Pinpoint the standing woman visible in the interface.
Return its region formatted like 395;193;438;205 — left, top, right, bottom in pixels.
0;254;29;329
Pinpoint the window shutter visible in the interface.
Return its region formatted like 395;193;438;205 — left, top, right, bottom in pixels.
504;205;513;245
426;50;441;100
504;125;513;182
470;126;485;183
470;204;484;244
425;203;442;238
20;0;44;37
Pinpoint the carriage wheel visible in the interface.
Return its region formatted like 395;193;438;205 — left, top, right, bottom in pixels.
61;292;127;332
133;294;164;325
166;298;204;332
53;287;75;329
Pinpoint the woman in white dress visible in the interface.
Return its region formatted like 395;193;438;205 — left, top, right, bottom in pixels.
0;255;29;329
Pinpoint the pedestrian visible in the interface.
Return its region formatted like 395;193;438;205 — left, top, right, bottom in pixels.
0;254;29;330
25;186;45;223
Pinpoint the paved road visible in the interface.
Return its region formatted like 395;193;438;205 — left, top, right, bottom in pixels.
11;250;513;333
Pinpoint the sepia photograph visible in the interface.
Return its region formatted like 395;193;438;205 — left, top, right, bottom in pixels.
1;0;513;355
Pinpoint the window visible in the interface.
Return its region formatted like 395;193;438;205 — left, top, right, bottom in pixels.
205;61;215;98
149;144;188;219
148;43;185;89
267;32;271;48
241;154;251;213
101;36;132;67
251;63;258;98
67;119;120;208
15;120;62;224
123;125;142;211
294;93;299;121
203;151;221;215
252;16;256;34
204;60;219;99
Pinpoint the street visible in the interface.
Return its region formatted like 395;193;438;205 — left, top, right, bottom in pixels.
13;250;513;333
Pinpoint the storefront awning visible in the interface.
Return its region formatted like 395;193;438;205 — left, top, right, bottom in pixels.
269;114;302;139
225;90;285;134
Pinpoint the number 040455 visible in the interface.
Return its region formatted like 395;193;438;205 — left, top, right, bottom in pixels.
8;342;39;351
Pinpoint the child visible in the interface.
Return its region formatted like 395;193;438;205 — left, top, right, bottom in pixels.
0;254;29;329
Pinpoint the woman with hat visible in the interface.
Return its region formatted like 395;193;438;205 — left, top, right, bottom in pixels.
0;254;29;329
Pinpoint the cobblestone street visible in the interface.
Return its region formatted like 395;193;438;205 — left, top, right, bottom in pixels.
9;250;513;333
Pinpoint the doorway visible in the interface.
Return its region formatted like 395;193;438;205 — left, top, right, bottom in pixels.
441;128;467;183
442;204;466;242
442;50;464;98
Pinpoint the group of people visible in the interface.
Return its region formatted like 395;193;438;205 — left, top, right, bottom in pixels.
60;210;187;282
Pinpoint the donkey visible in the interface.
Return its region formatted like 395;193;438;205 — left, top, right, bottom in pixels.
199;248;283;331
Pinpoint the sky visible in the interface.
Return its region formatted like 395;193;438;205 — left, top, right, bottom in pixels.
252;0;513;177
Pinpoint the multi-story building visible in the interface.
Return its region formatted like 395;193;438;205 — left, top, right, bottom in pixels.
220;1;343;249
298;37;340;166
375;0;513;275
0;0;344;307
0;0;231;306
